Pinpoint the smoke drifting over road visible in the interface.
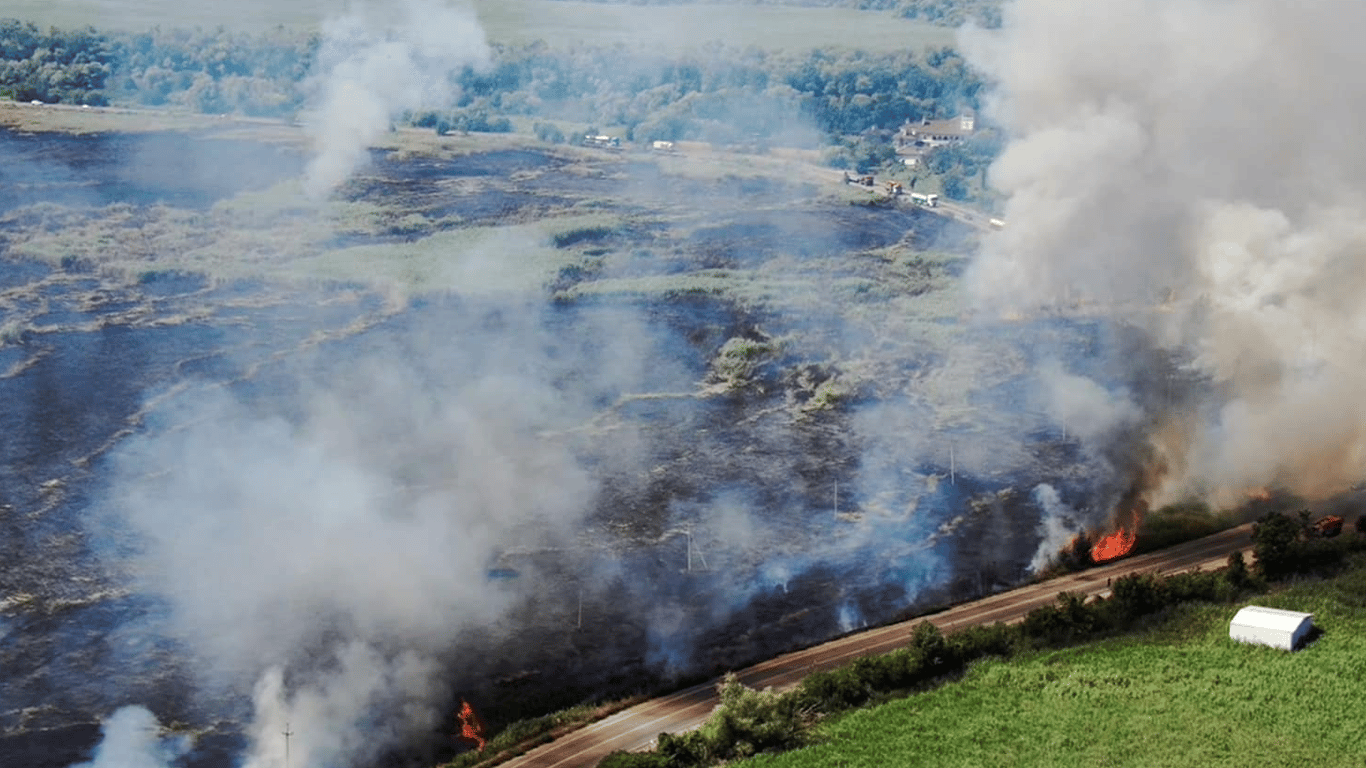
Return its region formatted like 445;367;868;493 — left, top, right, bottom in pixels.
303;0;489;198
963;0;1366;512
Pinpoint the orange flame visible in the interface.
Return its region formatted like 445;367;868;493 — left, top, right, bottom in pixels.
456;699;487;751
1090;528;1137;563
1246;487;1272;501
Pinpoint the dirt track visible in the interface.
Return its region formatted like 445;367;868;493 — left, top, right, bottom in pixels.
501;523;1257;768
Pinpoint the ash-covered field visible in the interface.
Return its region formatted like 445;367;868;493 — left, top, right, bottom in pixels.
0;125;1142;768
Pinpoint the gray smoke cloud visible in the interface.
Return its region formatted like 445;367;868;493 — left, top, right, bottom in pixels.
962;0;1366;510
303;0;489;198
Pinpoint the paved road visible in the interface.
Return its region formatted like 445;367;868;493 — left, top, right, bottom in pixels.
501;523;1256;768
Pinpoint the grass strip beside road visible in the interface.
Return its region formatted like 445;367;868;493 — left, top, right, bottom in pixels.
738;555;1366;768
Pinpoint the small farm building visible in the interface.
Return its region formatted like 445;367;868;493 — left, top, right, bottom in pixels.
1229;606;1314;651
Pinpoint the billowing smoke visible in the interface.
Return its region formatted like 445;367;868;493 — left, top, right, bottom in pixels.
303;0;489;198
962;0;1366;513
106;296;629;765
1028;483;1079;574
71;707;189;768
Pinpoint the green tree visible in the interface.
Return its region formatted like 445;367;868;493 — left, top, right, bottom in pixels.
1251;511;1300;579
533;120;565;143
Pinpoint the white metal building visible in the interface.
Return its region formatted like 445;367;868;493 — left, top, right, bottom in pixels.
1229;606;1314;651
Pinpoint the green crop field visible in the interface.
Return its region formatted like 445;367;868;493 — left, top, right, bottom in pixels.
0;0;954;52
739;556;1366;768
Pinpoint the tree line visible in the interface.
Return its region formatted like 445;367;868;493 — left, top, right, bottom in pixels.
423;42;984;143
0;18;993;199
0;19;983;136
0;19;314;112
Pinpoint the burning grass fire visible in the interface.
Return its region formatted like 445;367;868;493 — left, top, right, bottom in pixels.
456;699;487;752
1089;528;1137;563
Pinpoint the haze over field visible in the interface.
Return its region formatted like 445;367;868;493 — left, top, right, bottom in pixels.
0;0;955;51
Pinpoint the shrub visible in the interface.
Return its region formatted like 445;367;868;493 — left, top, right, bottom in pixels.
1163;568;1226;603
1110;572;1170;620
1252;511;1301;579
706;676;805;759
656;730;710;767
909;621;947;660
852;647;926;691
534;121;566;144
797;666;869;712
1225;550;1252;589
949;622;1017;662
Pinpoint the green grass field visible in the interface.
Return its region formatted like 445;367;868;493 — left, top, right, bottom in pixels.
738;556;1366;768
0;0;954;52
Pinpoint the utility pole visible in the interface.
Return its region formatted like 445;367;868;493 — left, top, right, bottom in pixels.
833;480;838;514
683;523;707;572
686;522;692;572
949;443;956;485
283;722;293;768
576;586;583;630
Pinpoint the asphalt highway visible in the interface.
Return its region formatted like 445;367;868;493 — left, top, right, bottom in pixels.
501;523;1257;768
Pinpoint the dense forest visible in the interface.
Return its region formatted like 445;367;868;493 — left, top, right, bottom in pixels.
0;18;985;135
0;19;313;112
0;12;997;199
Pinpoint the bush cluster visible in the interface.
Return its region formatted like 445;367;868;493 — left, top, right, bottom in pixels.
599;676;806;768
1252;510;1366;580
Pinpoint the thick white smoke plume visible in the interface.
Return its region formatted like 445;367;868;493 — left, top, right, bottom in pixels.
963;0;1366;508
303;0;489;198
1028;483;1079;574
70;707;189;768
111;342;600;766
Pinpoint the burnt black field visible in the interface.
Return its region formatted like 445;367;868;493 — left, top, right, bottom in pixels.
0;127;1130;768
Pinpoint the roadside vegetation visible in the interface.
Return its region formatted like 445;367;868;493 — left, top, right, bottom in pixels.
587;510;1366;768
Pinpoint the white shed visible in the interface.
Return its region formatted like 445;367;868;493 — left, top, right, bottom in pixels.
1229;606;1314;651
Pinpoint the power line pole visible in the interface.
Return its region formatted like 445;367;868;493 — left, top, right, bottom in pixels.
686;522;692;572
283;722;293;768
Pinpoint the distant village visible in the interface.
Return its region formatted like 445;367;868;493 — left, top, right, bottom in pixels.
893;109;977;167
578;108;1002;228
